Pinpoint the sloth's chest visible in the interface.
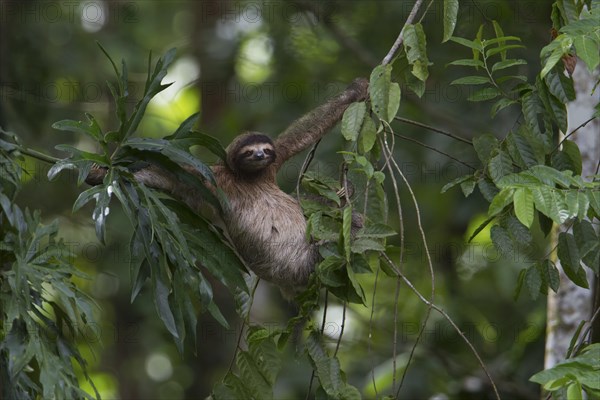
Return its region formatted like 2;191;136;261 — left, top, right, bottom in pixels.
225;188;306;241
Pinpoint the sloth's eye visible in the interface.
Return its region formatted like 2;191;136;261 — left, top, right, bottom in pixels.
244;150;253;156
264;148;273;155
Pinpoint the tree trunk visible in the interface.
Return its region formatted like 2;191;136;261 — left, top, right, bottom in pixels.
544;61;599;368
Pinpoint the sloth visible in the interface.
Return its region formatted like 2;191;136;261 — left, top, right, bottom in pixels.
87;78;369;296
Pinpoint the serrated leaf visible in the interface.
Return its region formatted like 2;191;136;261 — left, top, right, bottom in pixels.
557;232;588;288
237;352;272;400
561;140;582;175
341;102;367;142
513;187;534;227
543;260;560;292
306;331;343;397
525;264;542;300
490;225;515;258
545;68;576;103
488;151;513;184
52;114;103;141
443;0;459;42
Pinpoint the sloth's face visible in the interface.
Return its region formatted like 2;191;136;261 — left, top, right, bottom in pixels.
236;143;276;172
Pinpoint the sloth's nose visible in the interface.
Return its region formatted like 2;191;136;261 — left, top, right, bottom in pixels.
255;151;265;159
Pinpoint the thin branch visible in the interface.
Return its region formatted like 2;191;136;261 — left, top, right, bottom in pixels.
381;131;437;396
368;266;381;397
380;132;405;394
296;139;321;201
391;131;476;171
381;0;426;65
334;301;347;357
393;116;473;145
381;252;501;400
570;304;600;357
551;116;597;154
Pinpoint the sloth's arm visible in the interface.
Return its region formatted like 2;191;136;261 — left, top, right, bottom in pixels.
273;78;369;170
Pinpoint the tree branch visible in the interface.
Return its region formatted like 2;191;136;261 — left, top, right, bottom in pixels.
380;252;501;400
381;0;426;65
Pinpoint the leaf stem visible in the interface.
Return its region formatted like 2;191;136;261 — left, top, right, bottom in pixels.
18;146;61;164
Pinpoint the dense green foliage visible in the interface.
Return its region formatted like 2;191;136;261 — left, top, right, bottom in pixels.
1;0;599;399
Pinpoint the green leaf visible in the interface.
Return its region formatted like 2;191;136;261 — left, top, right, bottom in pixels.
441;174;471;194
557;232;589;289
540;42;567;79
567;381;583;400
468;87;501;102
342;206;352;262
52;114;103;142
447;59;485;68
237;352;272;400
460;178;477;197
248;334;282;386
450;76;490;85
573;35;600;72
562;140;583;175
369;64;393;121
513;187;535;228
545;68;575;103
478;177;500;202
449;36;483;51
442;0;459;42
488;151;514;184
153;267;179;338
473;133;499;165
317;256;346;287
341;102;367;142
490;225;515;258
404;23;429;81
488;188;515;217
359;115;377;153
573;219;599;274
306;331;344;398
491;98;518;117
387;82;401;120
491;59;527;73
525;264;542;300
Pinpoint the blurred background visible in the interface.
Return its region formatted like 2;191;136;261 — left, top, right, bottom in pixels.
1;0;555;398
